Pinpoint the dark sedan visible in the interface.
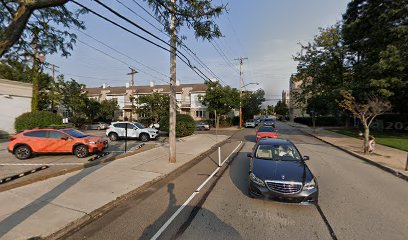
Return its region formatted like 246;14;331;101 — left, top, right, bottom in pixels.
247;139;318;205
263;118;275;128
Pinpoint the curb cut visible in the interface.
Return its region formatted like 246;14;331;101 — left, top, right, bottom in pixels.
288;124;408;182
46;137;233;240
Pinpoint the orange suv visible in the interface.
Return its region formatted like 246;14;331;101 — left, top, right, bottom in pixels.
8;128;108;160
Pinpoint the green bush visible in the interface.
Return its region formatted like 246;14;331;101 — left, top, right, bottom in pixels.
15;111;63;132
159;114;196;137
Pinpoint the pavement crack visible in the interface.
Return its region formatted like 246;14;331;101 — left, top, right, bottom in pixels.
315;204;338;240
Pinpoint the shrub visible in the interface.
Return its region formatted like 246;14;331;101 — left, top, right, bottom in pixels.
15;111;63;132
159;114;196;137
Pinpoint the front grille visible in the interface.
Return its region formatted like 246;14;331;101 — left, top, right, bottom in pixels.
265;181;302;194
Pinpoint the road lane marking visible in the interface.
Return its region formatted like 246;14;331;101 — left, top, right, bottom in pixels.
150;141;242;240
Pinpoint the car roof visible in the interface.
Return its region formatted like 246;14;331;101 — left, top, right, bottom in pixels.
257;138;291;146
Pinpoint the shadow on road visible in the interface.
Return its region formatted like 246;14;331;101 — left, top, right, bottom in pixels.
229;152;251;198
140;183;241;240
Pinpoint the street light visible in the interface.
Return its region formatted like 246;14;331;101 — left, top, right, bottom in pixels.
240;82;259;128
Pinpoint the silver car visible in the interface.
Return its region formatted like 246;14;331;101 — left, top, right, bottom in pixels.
106;122;159;142
88;122;109;130
245;120;256;128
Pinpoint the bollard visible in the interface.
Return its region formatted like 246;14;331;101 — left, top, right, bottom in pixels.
405;152;408;171
218;147;221;167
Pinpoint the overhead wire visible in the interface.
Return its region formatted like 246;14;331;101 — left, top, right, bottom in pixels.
71;0;209;82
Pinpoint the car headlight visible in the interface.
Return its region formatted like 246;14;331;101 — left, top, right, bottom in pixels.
249;173;265;186
148;131;157;134
303;179;316;190
89;141;98;144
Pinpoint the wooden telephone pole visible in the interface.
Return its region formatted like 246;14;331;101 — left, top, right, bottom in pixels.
127;67;138;121
234;57;248;128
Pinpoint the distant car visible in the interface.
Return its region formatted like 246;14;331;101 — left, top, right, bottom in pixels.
106;121;159;142
244;119;256;128
196;122;210;131
247;138;318;204
88;122;109;130
256;126;278;141
8;128;108;160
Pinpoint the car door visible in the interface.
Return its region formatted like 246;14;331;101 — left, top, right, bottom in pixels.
22;130;48;152
126;123;140;138
47;130;75;153
112;123;126;137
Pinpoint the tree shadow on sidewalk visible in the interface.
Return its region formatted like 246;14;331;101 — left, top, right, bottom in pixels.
140;183;241;240
0;161;110;238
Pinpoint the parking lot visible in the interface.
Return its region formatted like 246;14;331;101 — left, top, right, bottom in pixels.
0;129;156;189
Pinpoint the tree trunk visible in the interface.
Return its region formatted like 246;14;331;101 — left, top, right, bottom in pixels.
363;124;369;154
168;0;177;163
31;32;39;112
216;114;220;129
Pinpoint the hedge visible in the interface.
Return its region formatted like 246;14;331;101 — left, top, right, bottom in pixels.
159;114;196;137
15;111;63;132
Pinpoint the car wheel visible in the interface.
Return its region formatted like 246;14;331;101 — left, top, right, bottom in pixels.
109;132;119;141
14;145;31;160
74;145;89;158
140;133;150;142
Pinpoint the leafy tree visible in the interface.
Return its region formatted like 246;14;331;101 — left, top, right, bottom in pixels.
339;91;391;154
242;89;265;121
59;79;88;126
0;0;85;57
83;98;101;123
274;100;289;119
266;105;274;115
99;99;119;122
342;0;408;112
202;81;239;128
136;93;170;123
293;25;349;116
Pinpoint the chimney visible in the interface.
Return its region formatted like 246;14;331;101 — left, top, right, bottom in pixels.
176;80;180;86
102;83;107;89
150;81;155;87
126;82;130;88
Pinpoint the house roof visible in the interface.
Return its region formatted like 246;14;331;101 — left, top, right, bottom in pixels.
85;83;207;95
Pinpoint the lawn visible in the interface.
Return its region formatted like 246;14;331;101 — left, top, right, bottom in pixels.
330;129;408;152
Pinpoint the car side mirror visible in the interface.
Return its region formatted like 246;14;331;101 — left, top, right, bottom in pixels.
303;156;310;161
60;136;68;140
247;153;253;158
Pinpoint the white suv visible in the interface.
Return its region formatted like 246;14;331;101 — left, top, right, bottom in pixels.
106;122;159;142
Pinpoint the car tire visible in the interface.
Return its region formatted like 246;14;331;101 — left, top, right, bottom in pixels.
14;145;32;160
140;133;150;142
108;132;119;141
74;145;89;158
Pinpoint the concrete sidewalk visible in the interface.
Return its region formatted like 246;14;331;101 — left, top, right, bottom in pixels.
285;122;408;178
0;133;229;240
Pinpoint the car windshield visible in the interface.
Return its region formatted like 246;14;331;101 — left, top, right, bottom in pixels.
258;126;275;132
255;144;301;161
133;122;145;129
62;129;88;138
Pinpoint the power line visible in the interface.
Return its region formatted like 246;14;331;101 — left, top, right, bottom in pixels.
72;0;210;82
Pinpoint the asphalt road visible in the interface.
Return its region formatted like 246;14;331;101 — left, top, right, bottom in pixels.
64;123;408;240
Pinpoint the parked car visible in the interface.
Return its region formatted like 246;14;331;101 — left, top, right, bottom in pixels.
247;138;318;204
196;122;210;131
256;126;278;141
88;122;109;130
8;128;108;160
244;119;256;128
106;121;159;142
263;118;276;128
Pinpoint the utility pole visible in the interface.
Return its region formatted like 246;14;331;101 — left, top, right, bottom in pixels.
169;0;177;163
127;67;138;121
234;57;248;128
48;63;59;111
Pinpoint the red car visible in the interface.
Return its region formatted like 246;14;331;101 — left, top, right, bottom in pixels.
8;128;108;160
256;126;278;141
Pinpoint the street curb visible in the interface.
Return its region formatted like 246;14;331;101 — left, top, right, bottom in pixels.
0;143;151;192
287;123;408;182
46;137;233;240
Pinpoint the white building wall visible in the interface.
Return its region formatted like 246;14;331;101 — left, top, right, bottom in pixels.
106;95;125;109
190;93;205;108
0;79;32;135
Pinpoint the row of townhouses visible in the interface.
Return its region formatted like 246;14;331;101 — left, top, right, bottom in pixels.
85;83;210;121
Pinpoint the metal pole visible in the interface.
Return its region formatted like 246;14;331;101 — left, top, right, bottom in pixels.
218;147;221;167
215;110;217;142
125;123;128;153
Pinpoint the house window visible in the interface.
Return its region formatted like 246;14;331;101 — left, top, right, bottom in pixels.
195;110;204;118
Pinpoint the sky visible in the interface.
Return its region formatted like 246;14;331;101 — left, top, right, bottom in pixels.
47;0;350;105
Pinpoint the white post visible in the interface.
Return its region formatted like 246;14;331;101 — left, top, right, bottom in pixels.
218;147;221;167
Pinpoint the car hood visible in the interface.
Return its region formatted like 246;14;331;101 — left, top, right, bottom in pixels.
84;136;103;142
251;159;313;183
144;128;158;132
